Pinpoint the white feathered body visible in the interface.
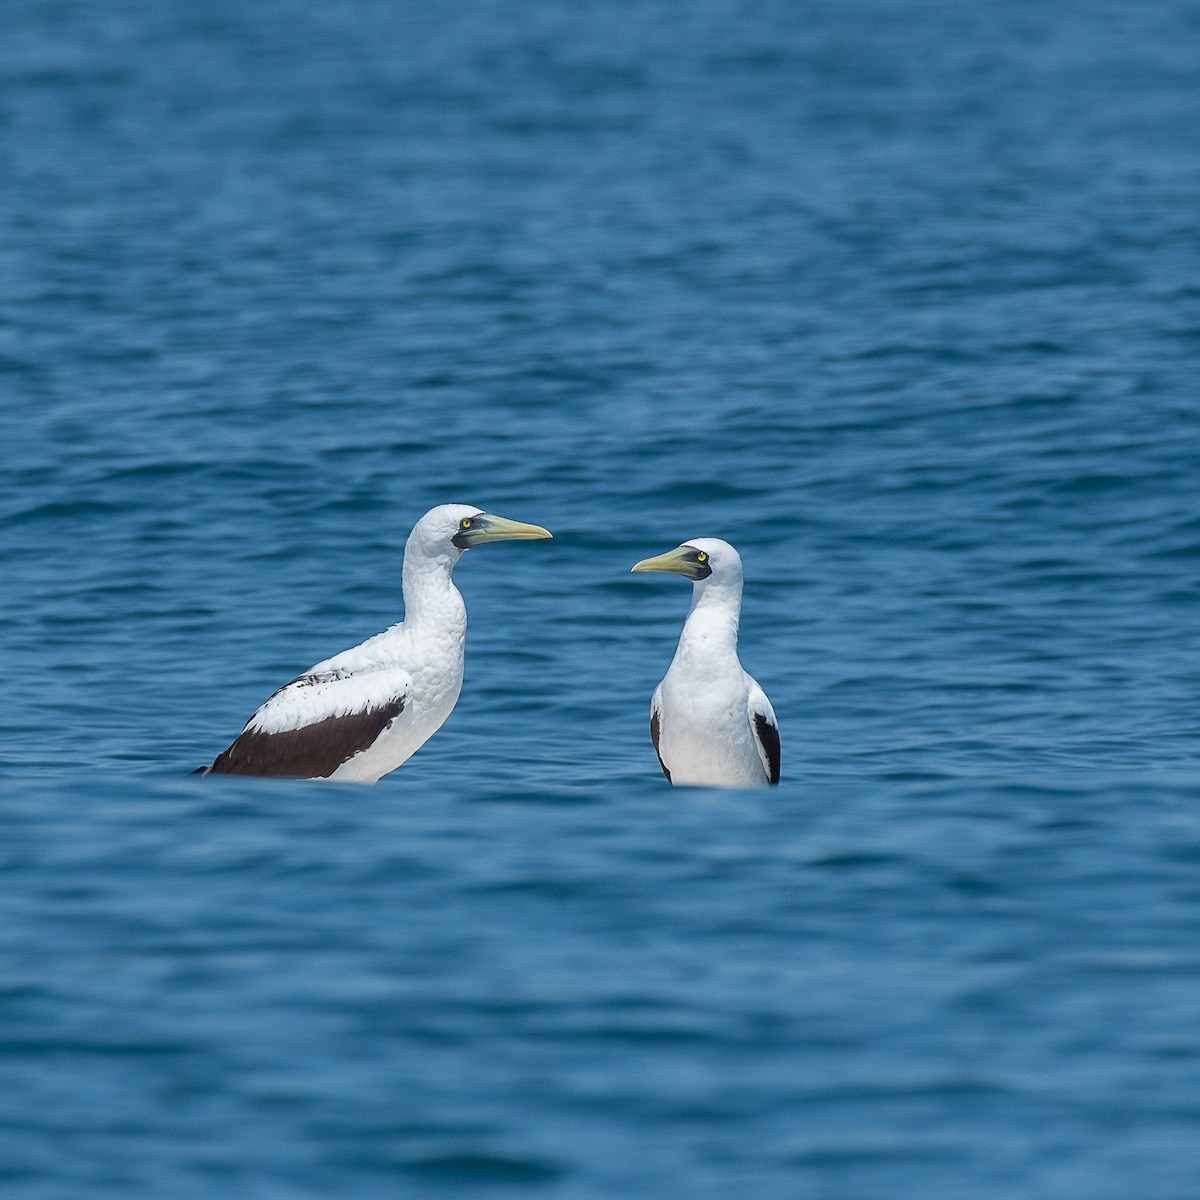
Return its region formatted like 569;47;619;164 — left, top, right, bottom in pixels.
228;519;470;783
321;601;465;783
644;537;779;789
652;604;774;788
201;503;553;784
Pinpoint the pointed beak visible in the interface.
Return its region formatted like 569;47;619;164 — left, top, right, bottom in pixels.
461;513;553;547
631;546;702;578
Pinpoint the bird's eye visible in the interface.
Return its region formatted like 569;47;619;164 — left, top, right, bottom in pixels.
460;518;473;530
696;551;708;562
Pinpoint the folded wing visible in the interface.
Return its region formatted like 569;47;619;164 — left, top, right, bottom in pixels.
746;680;780;786
204;667;414;778
649;686;672;782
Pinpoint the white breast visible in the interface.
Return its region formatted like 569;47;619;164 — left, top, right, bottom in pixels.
324;618;466;783
656;669;767;788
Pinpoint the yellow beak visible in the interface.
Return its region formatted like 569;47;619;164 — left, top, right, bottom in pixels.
631;546;700;578
465;513;553;545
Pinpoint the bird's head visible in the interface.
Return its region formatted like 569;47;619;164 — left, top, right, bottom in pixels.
631;537;742;588
410;504;553;561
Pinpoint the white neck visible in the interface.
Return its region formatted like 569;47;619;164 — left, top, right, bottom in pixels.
401;541;467;636
676;572;742;662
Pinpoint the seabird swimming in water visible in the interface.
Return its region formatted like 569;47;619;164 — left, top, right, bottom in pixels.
632;538;780;788
196;504;552;782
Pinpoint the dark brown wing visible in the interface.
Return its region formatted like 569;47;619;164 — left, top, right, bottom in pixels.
752;710;781;785
205;698;406;777
201;667;413;779
650;699;671;783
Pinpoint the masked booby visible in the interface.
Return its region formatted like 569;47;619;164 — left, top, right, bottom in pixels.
632;538;780;788
196;504;552;782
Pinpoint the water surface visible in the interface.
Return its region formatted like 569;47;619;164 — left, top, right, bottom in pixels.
2;0;1200;1195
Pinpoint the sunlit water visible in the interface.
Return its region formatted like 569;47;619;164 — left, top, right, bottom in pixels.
3;0;1200;1196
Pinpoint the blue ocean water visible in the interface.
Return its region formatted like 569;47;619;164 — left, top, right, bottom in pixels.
3;0;1200;1195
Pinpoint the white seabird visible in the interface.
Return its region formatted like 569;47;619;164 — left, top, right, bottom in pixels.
632;538;780;788
197;504;552;782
